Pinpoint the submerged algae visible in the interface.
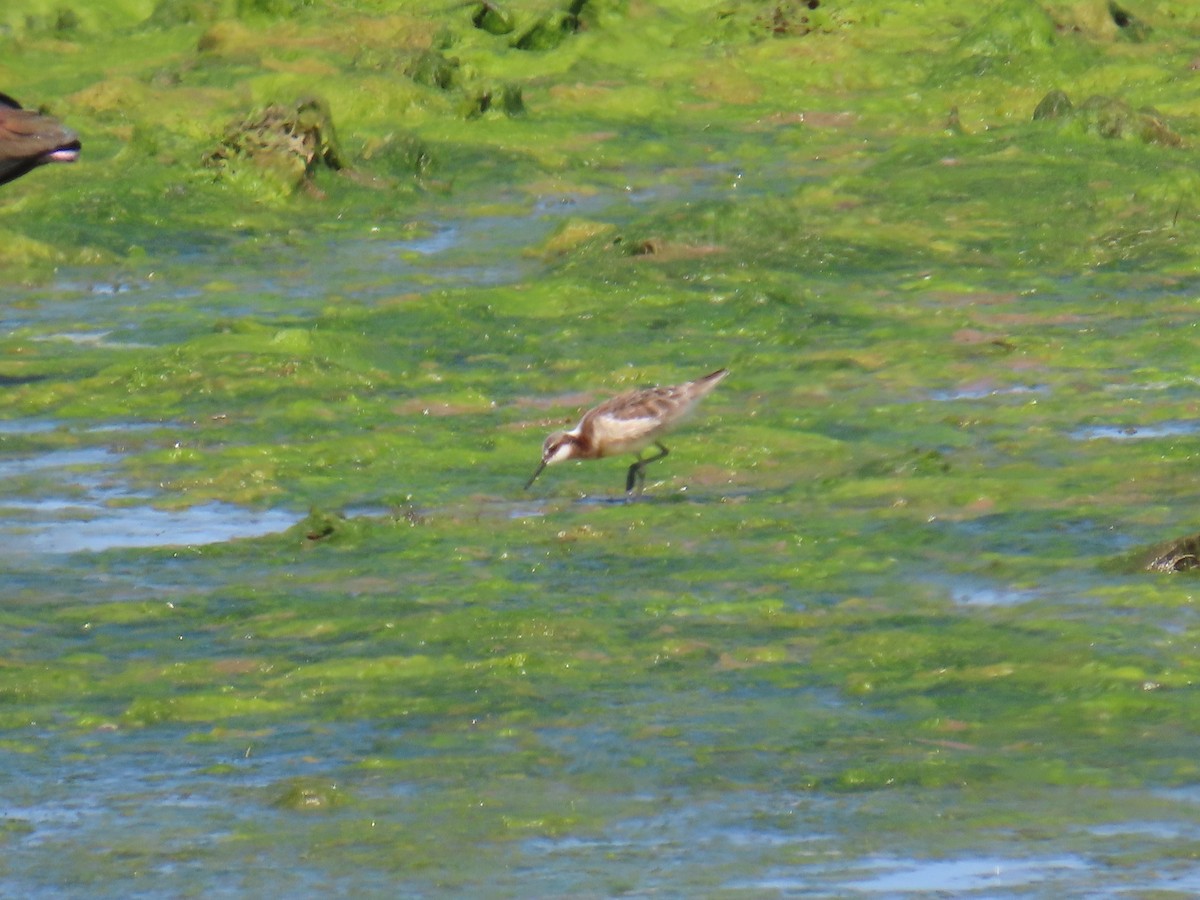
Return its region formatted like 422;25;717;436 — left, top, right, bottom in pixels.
5;0;1200;895
8;179;1200;892
0;0;1194;260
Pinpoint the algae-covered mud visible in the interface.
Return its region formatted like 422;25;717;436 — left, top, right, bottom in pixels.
6;0;1200;895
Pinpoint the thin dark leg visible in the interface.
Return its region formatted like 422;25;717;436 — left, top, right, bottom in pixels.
625;442;669;494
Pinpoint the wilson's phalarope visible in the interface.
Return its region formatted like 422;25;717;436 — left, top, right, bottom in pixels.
525;368;729;494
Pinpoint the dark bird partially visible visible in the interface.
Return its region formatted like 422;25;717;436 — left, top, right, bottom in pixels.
0;93;80;187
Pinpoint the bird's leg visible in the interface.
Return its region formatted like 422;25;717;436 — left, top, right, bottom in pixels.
625;442;670;495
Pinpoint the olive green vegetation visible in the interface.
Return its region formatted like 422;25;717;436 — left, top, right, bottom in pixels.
5;0;1200;893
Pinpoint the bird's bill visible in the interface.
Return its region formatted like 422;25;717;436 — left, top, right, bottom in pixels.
524;460;547;490
46;145;80;163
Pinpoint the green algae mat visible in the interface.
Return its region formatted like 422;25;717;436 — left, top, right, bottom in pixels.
6;0;1200;895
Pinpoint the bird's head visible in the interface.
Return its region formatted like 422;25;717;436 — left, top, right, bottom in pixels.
524;431;581;489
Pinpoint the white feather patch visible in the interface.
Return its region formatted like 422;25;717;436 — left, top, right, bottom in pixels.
590;412;664;456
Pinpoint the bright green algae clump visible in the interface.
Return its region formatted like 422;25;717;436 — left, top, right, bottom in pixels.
5;0;1200;894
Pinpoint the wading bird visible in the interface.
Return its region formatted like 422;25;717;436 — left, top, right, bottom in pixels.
526;368;729;495
0;93;80;187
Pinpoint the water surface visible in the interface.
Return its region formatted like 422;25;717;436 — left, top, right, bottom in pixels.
4;1;1200;896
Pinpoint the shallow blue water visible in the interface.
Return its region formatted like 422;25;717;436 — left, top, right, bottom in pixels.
3;180;1200;897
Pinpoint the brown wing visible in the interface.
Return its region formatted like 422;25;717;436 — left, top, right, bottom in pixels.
593;384;684;420
585;385;687;447
582;370;728;454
